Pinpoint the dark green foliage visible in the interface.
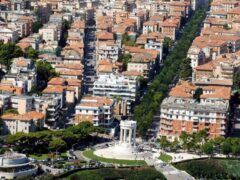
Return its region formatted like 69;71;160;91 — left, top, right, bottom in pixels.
0;43;23;70
3;108;18;115
193;87;203;102
221;142;232;156
179;58;192;80
118;53;132;70
122;32;136;46
36;61;58;90
59;20;71;47
175;159;228;179
223;24;231;30
25;47;38;59
66;168;166;180
201;142;214;156
5;122;99;154
32;21;43;33
134;9;206;137
162;37;174;55
49;138;67;152
233;70;240;90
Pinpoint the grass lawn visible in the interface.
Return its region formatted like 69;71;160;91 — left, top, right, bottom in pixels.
29;152;67;160
62;167;166;180
174;158;240;179
82;150;147;166
219;159;240;178
159;153;172;162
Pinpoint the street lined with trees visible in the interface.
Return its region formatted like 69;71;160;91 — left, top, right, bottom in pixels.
134;9;206;137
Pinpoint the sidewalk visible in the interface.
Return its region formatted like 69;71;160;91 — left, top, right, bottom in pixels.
150;153;195;180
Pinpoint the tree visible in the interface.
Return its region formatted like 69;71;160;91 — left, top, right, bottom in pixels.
118;53;132;70
133;8;206;137
59;20;71;47
201;142;214;157
179;58;192;80
36;61;58;90
221;142;232;157
159;136;170;150
169;138;179;152
32;21;43;33
49;138;66;152
223;24;231;30
163;37;174;55
25;47;38;59
3;108;18;115
232;144;240;156
0;43;23;70
193;87;203;102
122;33;136;46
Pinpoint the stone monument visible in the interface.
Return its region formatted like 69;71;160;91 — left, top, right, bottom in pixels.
94;120;145;160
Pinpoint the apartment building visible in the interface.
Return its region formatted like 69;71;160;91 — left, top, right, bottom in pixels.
97;41;119;62
0;27;18;43
34;95;62;128
193;53;240;86
1;111;45;135
93;73;139;115
127;53;157;80
39;25;58;42
75;96;114;127
2;57;37;93
159;81;231;141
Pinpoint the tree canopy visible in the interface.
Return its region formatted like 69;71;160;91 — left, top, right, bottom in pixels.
0;43;23;70
5;122;100;154
179;58;192;80
134;8;206;137
35;60;58;90
25;47;39;60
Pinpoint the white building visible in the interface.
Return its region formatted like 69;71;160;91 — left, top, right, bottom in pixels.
39;24;58;42
75;96;114;127
93;73;139;114
0;27;19;43
97;42;119;62
2;57;37;93
0;152;38;179
145;40;163;63
1;111;45;135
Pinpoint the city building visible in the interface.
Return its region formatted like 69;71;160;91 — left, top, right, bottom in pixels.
159;81;231;141
75;96;114;127
0;152;38;179
1;111;45;135
93;73;139;115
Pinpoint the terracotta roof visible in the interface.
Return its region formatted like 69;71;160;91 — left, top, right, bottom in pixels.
98;64;113;72
16;42;31;52
75;114;94;123
79;96;113;106
1;111;45;121
122;71;142;76
43;85;65;93
169;81;231;100
228;7;240;14
48;77;66;86
59;70;82;76
97;32;114;40
71;20;85;29
15;58;28;67
55;63;84;70
0;85;22;95
143;21;158;26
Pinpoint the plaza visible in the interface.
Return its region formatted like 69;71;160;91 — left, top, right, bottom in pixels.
94;120;147;160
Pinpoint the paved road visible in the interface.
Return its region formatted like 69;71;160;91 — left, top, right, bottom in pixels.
156;164;194;180
83;24;97;94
